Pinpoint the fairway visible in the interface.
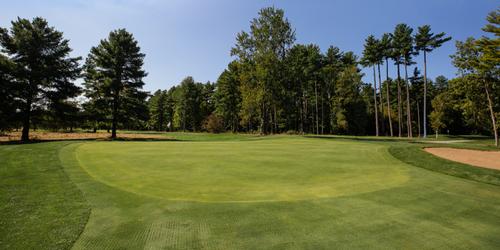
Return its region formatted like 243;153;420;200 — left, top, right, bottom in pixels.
75;139;408;201
3;136;500;249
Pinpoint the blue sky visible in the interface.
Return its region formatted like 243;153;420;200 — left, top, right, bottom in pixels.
1;0;497;91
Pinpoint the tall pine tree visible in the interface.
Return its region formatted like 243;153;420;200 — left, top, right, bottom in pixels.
83;29;147;138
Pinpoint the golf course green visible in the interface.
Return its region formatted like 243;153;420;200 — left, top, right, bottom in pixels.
2;135;500;249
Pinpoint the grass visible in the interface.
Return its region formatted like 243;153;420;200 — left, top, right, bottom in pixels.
1;134;500;249
389;143;500;186
0;142;90;249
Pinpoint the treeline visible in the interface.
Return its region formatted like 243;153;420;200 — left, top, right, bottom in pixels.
0;7;498;145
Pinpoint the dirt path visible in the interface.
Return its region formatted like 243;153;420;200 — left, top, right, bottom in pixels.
425;147;500;171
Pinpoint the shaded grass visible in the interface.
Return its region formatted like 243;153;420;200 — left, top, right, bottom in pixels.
0;142;90;249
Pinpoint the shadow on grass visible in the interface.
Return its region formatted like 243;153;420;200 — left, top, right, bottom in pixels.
304;135;411;143
0;137;179;145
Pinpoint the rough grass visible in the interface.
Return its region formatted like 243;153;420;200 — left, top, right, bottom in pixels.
389;143;500;186
0;142;90;249
2;135;500;249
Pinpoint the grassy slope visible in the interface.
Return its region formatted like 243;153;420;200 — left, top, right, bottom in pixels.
390;143;500;186
60;137;500;249
0;142;90;249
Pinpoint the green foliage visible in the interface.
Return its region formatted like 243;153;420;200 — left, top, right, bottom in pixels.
232;7;295;134
415;25;452;53
0;55;19;132
148;89;168;131
83;29;148;137
0;17;81;140
214;61;241;132
332;65;367;134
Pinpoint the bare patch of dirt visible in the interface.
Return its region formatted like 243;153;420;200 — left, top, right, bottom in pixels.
0;131;173;142
425;147;500;171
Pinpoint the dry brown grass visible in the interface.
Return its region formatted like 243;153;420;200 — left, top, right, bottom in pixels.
0;131;173;142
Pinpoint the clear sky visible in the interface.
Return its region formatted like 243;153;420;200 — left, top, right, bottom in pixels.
1;0;497;91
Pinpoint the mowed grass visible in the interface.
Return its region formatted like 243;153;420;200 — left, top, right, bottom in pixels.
2;135;500;249
75;139;408;201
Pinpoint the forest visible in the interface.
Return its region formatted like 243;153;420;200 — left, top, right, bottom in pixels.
0;7;498;146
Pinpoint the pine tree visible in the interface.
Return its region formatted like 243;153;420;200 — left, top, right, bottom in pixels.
83;29;147;138
214;61;241;132
361;35;380;136
392;24;414;137
0;17;81;141
415;25;451;138
380;33;394;136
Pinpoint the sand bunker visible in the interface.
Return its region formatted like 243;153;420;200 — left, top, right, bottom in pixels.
425;147;500;171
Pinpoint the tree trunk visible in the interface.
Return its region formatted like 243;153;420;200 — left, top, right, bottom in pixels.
485;83;499;147
111;93;119;139
21;98;32;142
373;66;379;136
397;63;402;138
386;58;393;137
423;51;428;138
321;87;324;135
377;63;385;135
417;98;421;137
404;63;412;138
315;80;319;135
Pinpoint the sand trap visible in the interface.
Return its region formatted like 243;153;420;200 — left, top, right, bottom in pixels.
425;147;500;171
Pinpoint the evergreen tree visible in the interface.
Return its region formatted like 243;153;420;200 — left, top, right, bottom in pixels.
214;61;241;132
380;33;394;136
0;55;18;132
392;23;414;137
332;65;367;135
0;17;81;141
361;35;381;136
415;25;451;138
83;29;147;138
148;89;167;131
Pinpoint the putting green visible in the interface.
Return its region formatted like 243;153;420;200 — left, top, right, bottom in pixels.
75;139;409;202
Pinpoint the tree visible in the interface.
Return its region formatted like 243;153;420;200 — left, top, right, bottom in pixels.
380;33;394;136
451;37;499;147
332;65;367;135
83;29;147;139
430;92;448;138
476;9;500;146
434;75;449;91
214;61;241;132
0;17;81;141
393;23;414;137
231;7;295;134
415;25;451;138
361;35;380;136
0;55;18;132
173;77;203;131
148;89;167;131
